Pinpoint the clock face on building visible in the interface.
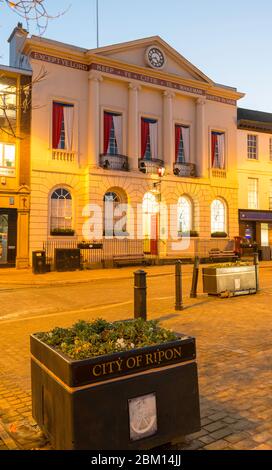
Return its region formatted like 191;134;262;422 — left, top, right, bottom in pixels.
145;46;166;69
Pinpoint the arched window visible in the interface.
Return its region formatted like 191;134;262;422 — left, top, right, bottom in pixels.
142;192;159;215
50;188;72;233
177;196;192;234
211;199;226;233
104;191;127;236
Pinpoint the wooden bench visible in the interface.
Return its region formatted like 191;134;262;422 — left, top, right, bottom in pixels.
113;254;152;267
209;249;239;263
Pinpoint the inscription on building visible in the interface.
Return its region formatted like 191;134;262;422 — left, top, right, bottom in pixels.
30;51;237;106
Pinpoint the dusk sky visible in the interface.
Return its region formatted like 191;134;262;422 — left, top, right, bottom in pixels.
0;0;272;112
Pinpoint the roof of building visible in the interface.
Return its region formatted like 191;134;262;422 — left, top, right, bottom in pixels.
0;63;32;75
237;107;272;133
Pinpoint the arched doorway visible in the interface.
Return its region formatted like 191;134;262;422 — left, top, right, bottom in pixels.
142;192;159;255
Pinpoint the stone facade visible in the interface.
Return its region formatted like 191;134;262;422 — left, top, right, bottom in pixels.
8;27;244;265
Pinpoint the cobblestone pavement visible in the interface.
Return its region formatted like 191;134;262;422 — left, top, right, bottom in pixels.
0;263;272;450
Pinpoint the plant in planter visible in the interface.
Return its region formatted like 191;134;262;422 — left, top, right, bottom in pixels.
31;318;200;450
211;231;228;238
178;230;199;238
50;228;75;236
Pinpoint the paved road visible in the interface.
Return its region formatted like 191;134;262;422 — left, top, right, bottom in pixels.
0;264;272;450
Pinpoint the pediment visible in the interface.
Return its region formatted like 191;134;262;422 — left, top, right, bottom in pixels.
90;36;213;85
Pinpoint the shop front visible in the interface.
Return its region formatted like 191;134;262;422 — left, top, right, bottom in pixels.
239;210;272;260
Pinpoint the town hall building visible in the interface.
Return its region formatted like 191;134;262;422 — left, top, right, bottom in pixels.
7;24;244;267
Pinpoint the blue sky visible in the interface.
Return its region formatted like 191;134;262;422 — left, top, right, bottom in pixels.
1;0;272;111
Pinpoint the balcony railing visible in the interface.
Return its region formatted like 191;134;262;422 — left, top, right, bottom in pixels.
211;168;227;178
99;154;129;171
138;158;165;174
173;162;197;177
52;149;76;162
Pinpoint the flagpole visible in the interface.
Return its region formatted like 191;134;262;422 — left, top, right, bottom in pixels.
96;0;99;48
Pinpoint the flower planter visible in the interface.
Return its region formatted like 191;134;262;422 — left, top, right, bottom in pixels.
202;265;257;296
30;331;200;450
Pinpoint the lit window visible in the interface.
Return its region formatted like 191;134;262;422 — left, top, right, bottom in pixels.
248;178;258;209
0;143;16;174
247;135;257;160
177;196;192;234
50;188;72;232
104;191;127;236
0;79;16;119
211;199;226;233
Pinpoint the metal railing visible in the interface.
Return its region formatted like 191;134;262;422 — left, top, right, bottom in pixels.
138;158;164;174
173;162;197;177
99;154;129;171
43;237;236;269
43;238;146;268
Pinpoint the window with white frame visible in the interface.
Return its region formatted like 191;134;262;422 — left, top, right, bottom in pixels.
211;132;225;169
50;188;73;233
141;118;158;160
247;135;258;160
0;143;16;176
248;178;258;209
0;78;16;119
175;125;190;163
211;199;226;233
103;191;127;236
103;112;122;155
52;102;74;151
177;196;192;234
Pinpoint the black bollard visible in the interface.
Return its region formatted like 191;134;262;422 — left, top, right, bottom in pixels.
190;256;200;299
175;261;183;311
134;270;147;321
253;252;260;292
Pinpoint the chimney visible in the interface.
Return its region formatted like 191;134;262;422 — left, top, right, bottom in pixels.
8;23;29;69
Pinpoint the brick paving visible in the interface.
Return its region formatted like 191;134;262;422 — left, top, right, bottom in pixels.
0;263;272;450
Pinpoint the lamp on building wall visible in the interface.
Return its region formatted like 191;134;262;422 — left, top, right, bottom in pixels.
157;166;165;178
153;166;165;198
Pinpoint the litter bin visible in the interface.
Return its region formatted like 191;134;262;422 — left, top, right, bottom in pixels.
32;251;46;274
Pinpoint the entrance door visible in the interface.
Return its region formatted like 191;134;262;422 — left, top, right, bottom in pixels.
0;214;8;264
0;209;17;266
150;214;158;255
142;192;159;255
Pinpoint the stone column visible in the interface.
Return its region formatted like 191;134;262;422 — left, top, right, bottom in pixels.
128;83;141;171
163;91;175;172
88;72;103;168
16;189;30;269
196;97;207;178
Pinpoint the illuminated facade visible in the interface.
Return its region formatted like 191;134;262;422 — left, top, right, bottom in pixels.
8;25;244;265
237;108;272;252
0;63;31;268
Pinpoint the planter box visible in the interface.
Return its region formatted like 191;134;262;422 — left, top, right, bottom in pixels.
31;333;200;450
203;265;257;296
